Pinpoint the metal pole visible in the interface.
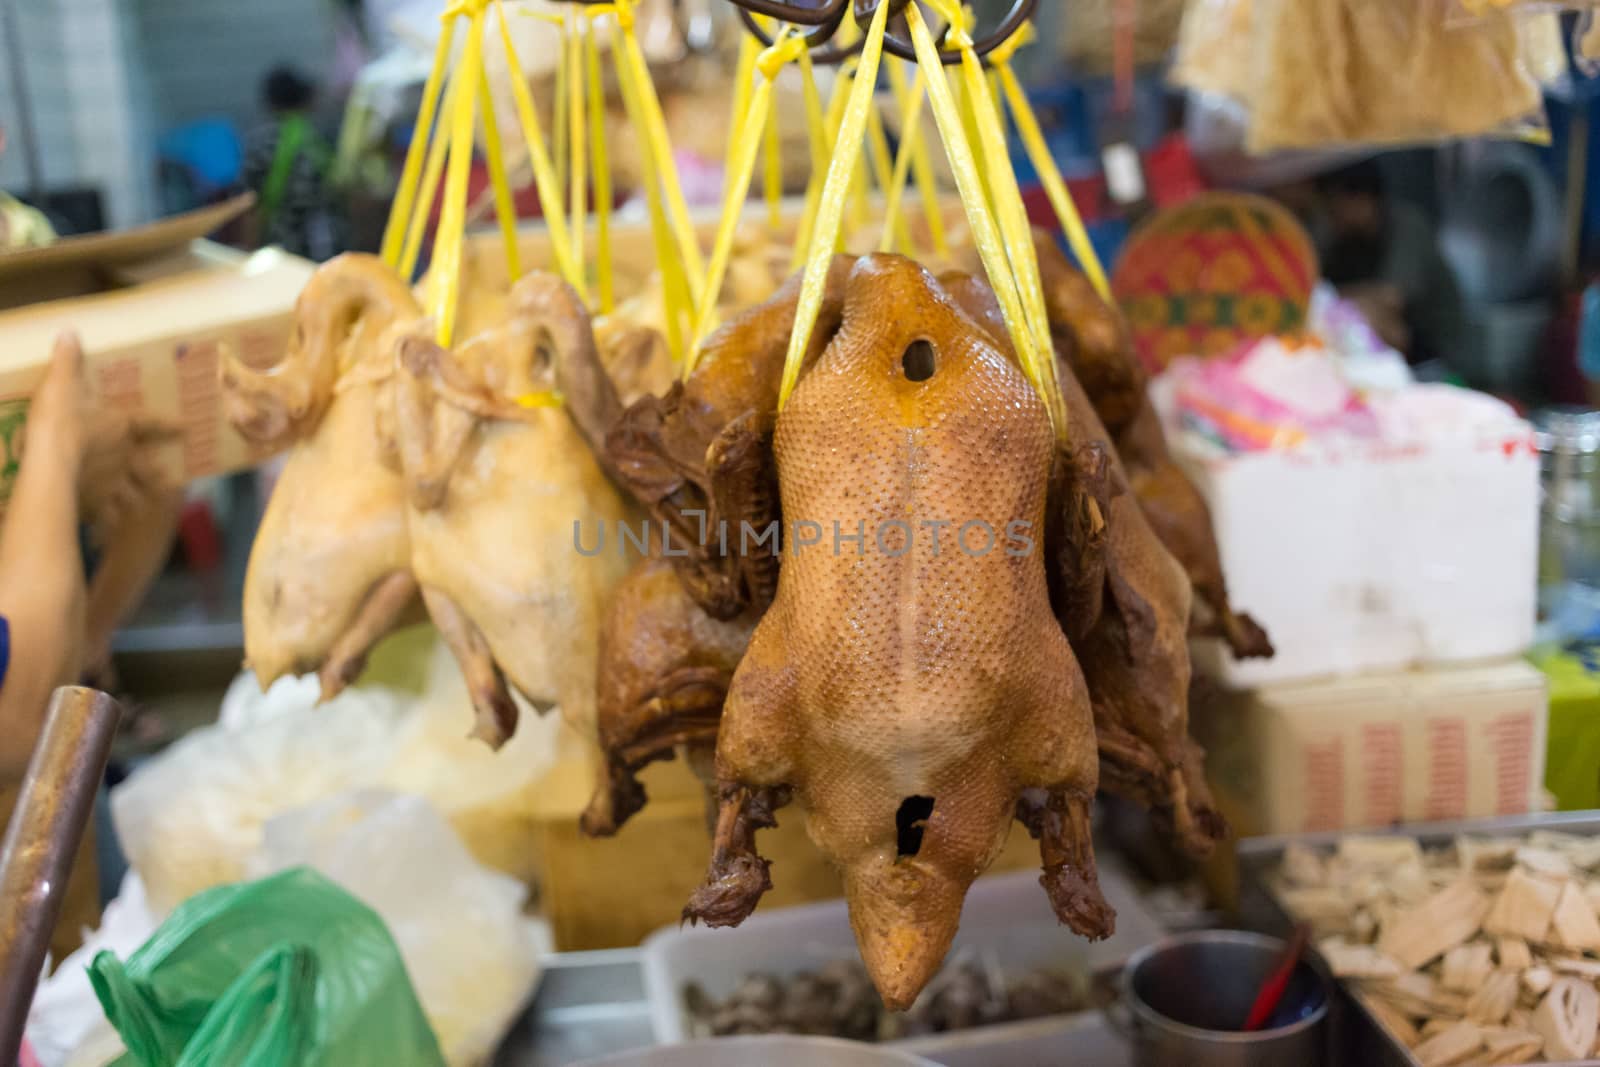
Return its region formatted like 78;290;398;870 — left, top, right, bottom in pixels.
0;0;45;200
0;687;121;1065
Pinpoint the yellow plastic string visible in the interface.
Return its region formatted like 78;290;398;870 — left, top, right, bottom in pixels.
777;0;890;410
495;0;581;291
585;14;614;313
950;63;990;208
612;18;689;361
887;61;946;258
903;3;1056;435
763;74;783;230
398;61;457;281
726;32;759;175
790;48;838;268
382;17;456;267
991;29;1109;301
687;27;803;376
432;6;486;347
567;14;587;285
933;0;1062;432
514;389;565;408
478;65;521;282
614;0;705;305
552;13;570;214
866;94;913;254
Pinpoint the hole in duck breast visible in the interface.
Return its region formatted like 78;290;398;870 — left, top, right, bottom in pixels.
902;340;936;382
896;795;936;857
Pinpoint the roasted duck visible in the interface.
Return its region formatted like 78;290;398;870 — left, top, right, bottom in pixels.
605;256;853;620
684;255;1113;1011
390;272;636;745
943;271;1226;858
1033;236;1273;661
581;553;760;836
223;254;423;699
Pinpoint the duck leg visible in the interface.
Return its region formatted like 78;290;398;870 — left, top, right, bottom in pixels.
1017;788;1115;941
682;783;790;927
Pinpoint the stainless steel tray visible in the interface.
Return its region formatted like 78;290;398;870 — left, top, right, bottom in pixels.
1236;812;1600;1067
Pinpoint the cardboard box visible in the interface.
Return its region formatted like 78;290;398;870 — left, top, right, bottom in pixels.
1192;659;1549;838
0;241;314;503
1173;425;1540;689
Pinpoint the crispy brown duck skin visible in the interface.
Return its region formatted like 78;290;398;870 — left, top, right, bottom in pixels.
941;271;1226;859
1023;235;1272;661
685;255;1112;1012
605;256;854;620
581;554;760;837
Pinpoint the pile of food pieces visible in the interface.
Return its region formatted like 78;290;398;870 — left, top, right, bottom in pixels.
1275;833;1600;1065
223;222;1270;1011
683;953;1089;1041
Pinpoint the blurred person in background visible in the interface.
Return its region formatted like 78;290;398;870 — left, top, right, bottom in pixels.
0;334;182;959
243;64;343;260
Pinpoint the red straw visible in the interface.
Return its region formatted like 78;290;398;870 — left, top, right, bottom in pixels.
1242;924;1310;1032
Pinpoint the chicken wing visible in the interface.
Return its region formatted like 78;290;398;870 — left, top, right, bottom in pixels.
685;255;1112;1011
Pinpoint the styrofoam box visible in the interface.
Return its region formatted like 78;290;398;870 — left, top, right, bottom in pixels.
1173;427;1540;688
640;864;1158;1061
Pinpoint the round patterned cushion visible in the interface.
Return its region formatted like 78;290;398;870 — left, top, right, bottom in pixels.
1111;191;1319;373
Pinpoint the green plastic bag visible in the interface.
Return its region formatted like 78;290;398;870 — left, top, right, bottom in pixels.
89;867;445;1067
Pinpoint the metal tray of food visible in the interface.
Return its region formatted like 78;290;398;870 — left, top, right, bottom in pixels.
1236;812;1600;1067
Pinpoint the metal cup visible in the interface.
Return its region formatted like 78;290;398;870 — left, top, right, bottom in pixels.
1117;930;1329;1067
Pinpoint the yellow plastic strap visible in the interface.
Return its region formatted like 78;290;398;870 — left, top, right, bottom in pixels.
867;93;913;255
613;21;689;361
399;61;457;281
567;14;587;284
904;4;1058;435
887;61;946;258
687;29;802;375
615;0;705;305
790;48;838;271
996;60;1110;302
777;0;890;410
552;15;570;214
726;30;759;178
382;17;456;267
495;0;581;291
585;16;614;313
764;73;783;230
478;65;521;282
433;8;486;347
515;389;564;408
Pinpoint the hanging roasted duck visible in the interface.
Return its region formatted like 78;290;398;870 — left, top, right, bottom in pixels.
942;270;1226;858
389;272;637;746
222;254;424;700
1020;235;1273;661
683;255;1113;1011
605;256;855;620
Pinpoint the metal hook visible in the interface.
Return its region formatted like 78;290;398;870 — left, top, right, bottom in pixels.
736;3;863;64
877;0;1037;64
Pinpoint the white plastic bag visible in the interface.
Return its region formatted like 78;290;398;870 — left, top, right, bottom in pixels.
250;790;546;1066
112;636;565;915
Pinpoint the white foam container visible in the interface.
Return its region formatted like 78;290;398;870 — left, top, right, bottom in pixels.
1172;417;1540;689
639;864;1158;1062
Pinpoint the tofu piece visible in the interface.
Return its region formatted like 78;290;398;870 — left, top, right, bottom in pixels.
1484;867;1562;943
1548;881;1600;953
1377;879;1490;970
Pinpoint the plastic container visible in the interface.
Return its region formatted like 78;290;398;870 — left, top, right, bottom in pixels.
640;865;1163;1052
575;1035;938;1065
